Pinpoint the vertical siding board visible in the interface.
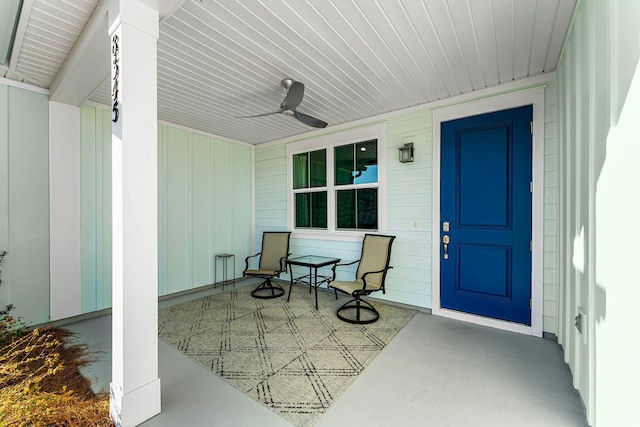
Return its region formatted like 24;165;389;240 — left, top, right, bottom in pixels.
0;85;7;310
79;107;113;311
190;133;212;287
100;110;112;309
158;124;166;294
6;87;50;324
80;106;97;312
165;127;190;294
212;141;231;256
231;143;252;276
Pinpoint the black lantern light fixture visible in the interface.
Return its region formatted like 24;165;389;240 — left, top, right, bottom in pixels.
398;139;414;163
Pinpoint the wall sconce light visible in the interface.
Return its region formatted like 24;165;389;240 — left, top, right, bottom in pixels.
398;142;414;163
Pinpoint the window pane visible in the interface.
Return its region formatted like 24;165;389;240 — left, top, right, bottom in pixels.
357;188;378;229
296;191;327;229
295;193;310;227
334;144;354;186
310;149;326;187
336;190;356;229
311;192;327;228
353;139;378;184
336;189;378;230
293;153;308;189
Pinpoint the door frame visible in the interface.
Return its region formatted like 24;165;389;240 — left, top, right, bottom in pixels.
432;87;545;337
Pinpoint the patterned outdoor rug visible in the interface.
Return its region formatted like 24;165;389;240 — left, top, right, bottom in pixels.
158;282;417;427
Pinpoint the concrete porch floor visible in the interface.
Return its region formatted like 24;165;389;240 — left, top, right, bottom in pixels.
64;281;588;427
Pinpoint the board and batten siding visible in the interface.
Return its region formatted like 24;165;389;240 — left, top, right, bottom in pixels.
0;83;50;325
80;106;112;313
254;86;558;322
80;106;253;311
553;1;640;425
158;124;253;294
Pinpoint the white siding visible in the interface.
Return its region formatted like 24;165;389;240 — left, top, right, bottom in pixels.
0;84;50;325
385;111;433;307
254;145;288;239
543;79;559;334
80;106;112;312
80;107;253;307
157;124;253;294
555;1;640;425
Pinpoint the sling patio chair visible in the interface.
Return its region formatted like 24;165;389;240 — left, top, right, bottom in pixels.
329;233;396;324
243;231;291;299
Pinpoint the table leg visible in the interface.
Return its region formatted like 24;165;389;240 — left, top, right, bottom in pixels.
286;264;294;302
314;267;319;310
222;258;227;290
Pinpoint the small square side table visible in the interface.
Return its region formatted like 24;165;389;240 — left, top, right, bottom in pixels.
214;254;235;289
286;255;341;310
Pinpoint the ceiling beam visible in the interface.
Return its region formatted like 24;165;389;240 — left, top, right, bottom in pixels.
8;0;34;72
48;0;112;105
49;0;185;105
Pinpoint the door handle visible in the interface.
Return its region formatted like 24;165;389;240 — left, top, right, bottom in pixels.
442;235;450;260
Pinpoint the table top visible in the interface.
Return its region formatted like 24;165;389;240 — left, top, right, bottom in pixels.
286;255;341;268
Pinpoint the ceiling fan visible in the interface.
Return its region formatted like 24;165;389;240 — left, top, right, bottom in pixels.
237;78;328;128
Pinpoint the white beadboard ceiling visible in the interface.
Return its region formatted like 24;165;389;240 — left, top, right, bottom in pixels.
2;0;576;144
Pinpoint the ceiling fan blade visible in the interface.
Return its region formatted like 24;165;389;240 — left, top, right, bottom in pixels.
235;110;282;118
282;81;304;110
293;110;328;128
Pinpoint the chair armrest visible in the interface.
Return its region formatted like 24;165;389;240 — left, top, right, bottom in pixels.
330;259;361;280
243;252;261;273
278;253;291;274
360;266;394;291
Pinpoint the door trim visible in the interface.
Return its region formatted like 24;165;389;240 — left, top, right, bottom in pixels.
432;87;545;337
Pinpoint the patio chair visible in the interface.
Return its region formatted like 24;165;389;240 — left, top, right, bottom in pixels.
329;234;396;324
244;231;291;299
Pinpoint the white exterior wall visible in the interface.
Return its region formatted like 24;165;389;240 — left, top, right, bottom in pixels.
79;106;254;306
49;101;82;320
80;106;113;313
555;1;640;425
157;123;252;295
0;83;50;325
543;80;559;335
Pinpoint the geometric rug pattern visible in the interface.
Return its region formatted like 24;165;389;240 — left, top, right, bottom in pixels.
158;282;417;427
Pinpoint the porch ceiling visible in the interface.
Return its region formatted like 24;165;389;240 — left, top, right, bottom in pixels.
1;0;575;144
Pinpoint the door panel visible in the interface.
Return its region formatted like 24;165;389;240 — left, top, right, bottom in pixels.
441;106;532;325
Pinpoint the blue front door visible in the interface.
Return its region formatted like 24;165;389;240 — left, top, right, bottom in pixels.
440;106;532;325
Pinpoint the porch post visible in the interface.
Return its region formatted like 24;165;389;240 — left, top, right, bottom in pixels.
108;2;160;426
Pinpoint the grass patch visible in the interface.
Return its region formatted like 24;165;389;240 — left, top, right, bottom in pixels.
0;317;111;426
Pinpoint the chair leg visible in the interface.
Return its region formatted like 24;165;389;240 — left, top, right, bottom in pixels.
336;296;379;324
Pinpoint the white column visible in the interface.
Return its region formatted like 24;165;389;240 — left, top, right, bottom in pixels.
49;101;82;320
108;2;160;426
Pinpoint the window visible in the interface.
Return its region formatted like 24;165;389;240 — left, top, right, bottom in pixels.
288;124;386;238
334;139;378;230
293;149;327;229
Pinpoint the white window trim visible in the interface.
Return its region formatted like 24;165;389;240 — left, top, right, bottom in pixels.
286;123;387;242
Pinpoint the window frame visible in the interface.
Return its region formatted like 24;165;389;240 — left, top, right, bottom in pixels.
286;123;387;242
